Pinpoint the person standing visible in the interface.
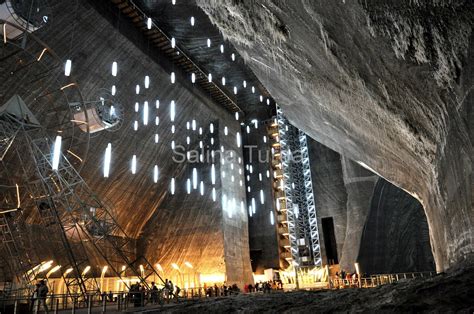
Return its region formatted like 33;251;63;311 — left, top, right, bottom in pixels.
30;283;40;313
169;281;174;299
150;282;159;304
37;280;49;313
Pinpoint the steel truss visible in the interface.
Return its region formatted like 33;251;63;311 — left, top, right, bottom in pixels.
0;119;19;161
276;107;322;267
1;119;164;298
25;131;165;292
0;210;38;294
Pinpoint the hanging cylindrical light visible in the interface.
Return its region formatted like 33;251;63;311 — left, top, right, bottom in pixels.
104;143;112;178
52;135;62;170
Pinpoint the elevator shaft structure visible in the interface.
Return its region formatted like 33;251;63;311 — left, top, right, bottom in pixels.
276;107;322;267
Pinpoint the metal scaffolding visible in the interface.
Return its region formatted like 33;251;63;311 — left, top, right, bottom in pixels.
276;106;322;267
0;98;164;298
24;130;165;293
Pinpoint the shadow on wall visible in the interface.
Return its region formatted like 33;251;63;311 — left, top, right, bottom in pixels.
357;178;436;275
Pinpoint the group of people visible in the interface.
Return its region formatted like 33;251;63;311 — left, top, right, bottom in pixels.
334;270;360;288
204;283;240;297
244;280;283;293
128;279;181;307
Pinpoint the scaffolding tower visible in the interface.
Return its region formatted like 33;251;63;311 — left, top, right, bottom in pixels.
0;96;165;298
276;106;322;267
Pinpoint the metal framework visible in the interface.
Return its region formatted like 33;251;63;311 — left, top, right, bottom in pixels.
1;117;164;298
276;107;322;267
25;130;165;292
0;119;19;161
0;210;37;294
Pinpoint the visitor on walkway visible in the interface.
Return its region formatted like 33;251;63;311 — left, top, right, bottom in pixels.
30;283;40;313
163;279;170;302
36;280;49;313
150;282;159;304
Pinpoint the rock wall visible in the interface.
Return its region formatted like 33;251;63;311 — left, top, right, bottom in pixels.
358;178;436;274
339;158;378;272
197;0;474;271
309;140;436;274
308;140;348;265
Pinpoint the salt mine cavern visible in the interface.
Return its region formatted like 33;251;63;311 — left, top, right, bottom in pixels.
0;0;473;312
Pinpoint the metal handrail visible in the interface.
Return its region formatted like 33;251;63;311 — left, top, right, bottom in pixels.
0;286;218;312
330;271;436;289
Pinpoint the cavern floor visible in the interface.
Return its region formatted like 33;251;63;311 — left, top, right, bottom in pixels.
136;263;474;313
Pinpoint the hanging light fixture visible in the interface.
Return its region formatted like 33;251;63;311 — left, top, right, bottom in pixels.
112;61;117;76
171;178;175;194
220;44;224;53
135;84;140;94
208;73;212;82
170;100;175;121
111;85;116;96
207;38;211;47
52;135;62;170
131;155;137;174
236;132;241;147
147;17;152;29
171;72;175;84
64;59;72;76
211;164;216;185
143;101;149;125
192;168;198;189
231;53;235;61
144;75;150;88
187;178;191;194
190;16;195;26
156;100;160;109
191;73;196;83
171;37;176;48
153;165;159;183
104;143;112;178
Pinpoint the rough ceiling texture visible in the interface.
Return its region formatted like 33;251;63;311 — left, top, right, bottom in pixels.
197;0;474;271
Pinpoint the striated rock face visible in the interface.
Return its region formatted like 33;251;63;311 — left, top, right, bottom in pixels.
309;140;434;273
358;178;435;274
339;157;378;271
197;0;474;271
